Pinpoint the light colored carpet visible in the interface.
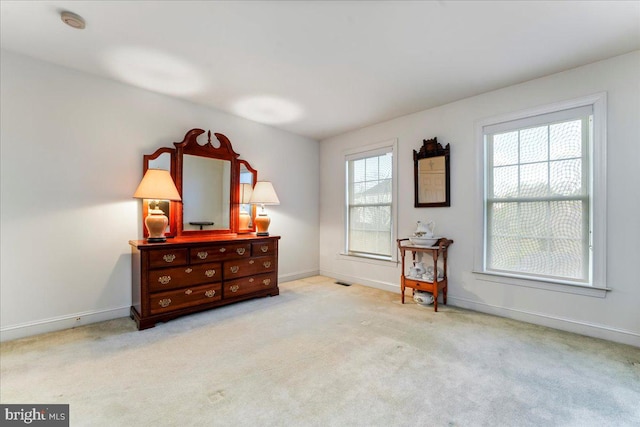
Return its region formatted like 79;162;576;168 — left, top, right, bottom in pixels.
1;276;639;426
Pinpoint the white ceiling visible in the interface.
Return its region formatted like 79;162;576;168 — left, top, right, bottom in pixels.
2;1;639;140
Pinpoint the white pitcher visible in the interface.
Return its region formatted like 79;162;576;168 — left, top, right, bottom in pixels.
415;220;435;238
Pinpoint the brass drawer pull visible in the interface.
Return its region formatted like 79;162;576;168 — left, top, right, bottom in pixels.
249;260;255;264
263;279;271;286
197;251;208;260
185;268;193;273
263;261;271;268
230;285;240;293
159;298;171;308
230;266;239;274
205;269;216;278
205;290;216;298
185;289;193;295
236;248;246;255
249;278;255;283
158;275;171;285
260;245;269;253
163;254;176;263
219;248;226;253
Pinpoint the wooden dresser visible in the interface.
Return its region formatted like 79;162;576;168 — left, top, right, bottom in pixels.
130;235;280;330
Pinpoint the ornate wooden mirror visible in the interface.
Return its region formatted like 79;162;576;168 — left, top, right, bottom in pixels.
141;128;258;237
414;137;450;207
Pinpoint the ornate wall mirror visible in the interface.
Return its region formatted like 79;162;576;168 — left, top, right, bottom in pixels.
414;137;450;207
142;148;177;238
141;128;258;237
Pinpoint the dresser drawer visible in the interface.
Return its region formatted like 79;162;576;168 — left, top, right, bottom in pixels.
148;263;222;292
148;248;188;268
223;256;275;279
190;243;252;264
150;283;222;315
252;241;276;256
224;272;277;298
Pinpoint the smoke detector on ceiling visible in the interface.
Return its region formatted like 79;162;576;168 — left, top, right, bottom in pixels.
60;11;85;29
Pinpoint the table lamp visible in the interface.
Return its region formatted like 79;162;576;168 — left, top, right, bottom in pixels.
248;181;280;236
133;169;181;242
239;183;254;230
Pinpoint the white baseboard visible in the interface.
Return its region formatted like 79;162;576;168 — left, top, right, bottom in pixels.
0;306;131;343
278;269;320;283
448;295;640;347
319;270;401;294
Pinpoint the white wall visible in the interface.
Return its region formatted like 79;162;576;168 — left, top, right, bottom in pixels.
0;50;320;341
319;51;640;347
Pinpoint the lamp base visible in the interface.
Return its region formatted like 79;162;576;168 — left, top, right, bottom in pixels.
145;210;168;242
254;213;271;236
239;211;251;230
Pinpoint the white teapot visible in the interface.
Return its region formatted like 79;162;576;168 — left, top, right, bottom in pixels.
415;220;435;238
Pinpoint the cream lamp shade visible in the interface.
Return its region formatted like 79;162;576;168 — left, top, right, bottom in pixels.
239;183;254;231
133;169;181;242
248;181;280;236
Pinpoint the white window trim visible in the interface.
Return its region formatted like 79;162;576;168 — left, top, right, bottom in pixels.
474;93;609;297
341;139;398;263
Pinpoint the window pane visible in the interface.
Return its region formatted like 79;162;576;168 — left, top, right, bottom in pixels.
520;126;548;163
549;239;585;280
488;236;521;271
493;132;518;166
352;159;365;183
379;153;392;179
550;120;582;160
493;165;518;198
349;205;391;256
519;202;548;238
365;157;379;181
519;163;548;198
517;238;549;275
550;201;583;239
550;159;582;196
488;202;519;236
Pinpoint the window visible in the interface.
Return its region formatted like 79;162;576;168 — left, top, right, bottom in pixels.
478;94;607;289
345;142;397;260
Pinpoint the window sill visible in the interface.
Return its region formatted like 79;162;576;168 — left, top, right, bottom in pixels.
338;253;398;267
472;271;610;298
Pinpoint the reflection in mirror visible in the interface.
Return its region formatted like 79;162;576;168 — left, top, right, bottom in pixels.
182;155;231;231
148;152;171;171
239;163;255;230
418;156;446;204
147;152;172;230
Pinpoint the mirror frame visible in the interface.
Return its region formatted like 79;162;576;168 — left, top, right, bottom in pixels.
414;137;451;208
141;128;258;238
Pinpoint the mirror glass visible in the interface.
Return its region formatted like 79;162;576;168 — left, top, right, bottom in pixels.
239;163;255;229
182;155;231;231
148;152;171;171
417;156;446;204
414;138;450;207
144;150;174;235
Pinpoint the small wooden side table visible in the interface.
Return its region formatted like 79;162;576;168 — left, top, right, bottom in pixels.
397;238;453;312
